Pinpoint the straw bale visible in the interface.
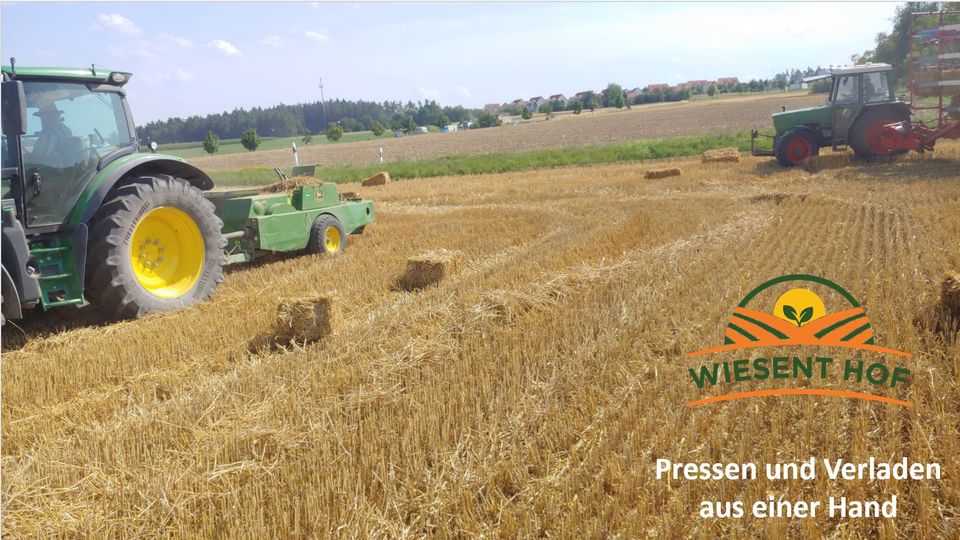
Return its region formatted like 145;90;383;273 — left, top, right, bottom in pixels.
272;293;337;344
701;147;741;163
643;167;682;179
397;249;462;291
361;171;391;187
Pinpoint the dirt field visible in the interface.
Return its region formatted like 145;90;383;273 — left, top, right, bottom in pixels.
3;145;959;536
189;93;826;171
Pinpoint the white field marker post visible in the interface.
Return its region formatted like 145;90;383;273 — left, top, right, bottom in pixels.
292;142;299;167
379;147;384;164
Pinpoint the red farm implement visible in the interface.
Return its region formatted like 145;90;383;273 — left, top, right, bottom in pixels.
880;10;960;153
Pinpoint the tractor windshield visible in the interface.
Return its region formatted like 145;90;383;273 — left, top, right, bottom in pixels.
20;81;134;227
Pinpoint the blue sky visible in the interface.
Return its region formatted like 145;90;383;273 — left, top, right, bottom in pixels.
2;2;901;124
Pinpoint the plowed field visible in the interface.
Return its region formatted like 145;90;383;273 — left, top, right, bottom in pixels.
189;93;826;171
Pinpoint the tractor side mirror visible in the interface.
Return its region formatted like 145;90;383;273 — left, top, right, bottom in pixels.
1;80;27;136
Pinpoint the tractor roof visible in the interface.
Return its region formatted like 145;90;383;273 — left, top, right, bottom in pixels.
1;65;130;85
829;63;893;75
802;63;893;83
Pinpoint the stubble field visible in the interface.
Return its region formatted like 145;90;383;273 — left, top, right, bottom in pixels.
2;144;959;537
186;93;826;171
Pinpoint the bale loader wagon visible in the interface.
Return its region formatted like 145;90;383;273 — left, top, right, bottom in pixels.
1;62;374;324
752;10;960;166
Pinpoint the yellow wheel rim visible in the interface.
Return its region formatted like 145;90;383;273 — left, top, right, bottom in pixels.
324;226;342;253
130;207;205;298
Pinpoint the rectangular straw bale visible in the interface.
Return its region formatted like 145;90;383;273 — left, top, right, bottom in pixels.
273;293;337;344
399;249;462;290
643;167;682;179
701;148;741;163
361;171;391;187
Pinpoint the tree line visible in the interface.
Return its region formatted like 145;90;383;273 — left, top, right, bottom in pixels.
852;1;959;83
139;62;836;145
137;99;480;145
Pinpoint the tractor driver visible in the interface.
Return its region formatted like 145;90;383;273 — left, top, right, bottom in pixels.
29;103;73;163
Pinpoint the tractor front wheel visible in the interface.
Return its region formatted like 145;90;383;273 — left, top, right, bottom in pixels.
774;129;819;167
86;175;226;319
848;107;911;159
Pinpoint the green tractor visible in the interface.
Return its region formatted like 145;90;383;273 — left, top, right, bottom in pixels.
2;62;374;324
751;63;912;166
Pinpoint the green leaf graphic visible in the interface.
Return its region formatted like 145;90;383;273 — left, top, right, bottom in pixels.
783;304;798;325
799;307;814;325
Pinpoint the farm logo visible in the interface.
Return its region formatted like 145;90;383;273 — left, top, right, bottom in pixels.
686;274;913;407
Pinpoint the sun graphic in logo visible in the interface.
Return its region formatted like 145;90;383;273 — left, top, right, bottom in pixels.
772;288;827;327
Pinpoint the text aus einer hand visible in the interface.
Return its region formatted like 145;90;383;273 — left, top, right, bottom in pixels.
654;458;940;519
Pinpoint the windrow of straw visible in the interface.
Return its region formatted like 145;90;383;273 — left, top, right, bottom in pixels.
802;153;850;173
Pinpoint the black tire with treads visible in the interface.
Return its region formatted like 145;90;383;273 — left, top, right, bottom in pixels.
774;128;820;167
85;175;226;320
306;214;347;255
848;106;911;159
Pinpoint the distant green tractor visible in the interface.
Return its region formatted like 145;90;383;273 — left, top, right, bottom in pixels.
752;64;912;166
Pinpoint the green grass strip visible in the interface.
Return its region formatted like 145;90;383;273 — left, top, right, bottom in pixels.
209;131;754;187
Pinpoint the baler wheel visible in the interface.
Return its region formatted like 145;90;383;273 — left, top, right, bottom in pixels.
307;214;347;255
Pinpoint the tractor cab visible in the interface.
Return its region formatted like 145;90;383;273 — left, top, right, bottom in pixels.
2;68;138;230
752;63;911;166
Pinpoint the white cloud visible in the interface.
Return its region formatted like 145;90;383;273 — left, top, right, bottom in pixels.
305;30;330;43
419;86;440;100
173;68;195;82
140;68;196;86
260;34;285;48
207;39;241;56
159;33;193;48
454;85;471;99
91;14;142;35
109;42;159;61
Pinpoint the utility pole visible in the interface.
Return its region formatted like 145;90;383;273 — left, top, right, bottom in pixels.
318;77;327;130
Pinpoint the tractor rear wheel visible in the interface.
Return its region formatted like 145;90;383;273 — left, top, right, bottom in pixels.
774;129;819;167
306;214;347;255
86;175;226;319
848;107;910;159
